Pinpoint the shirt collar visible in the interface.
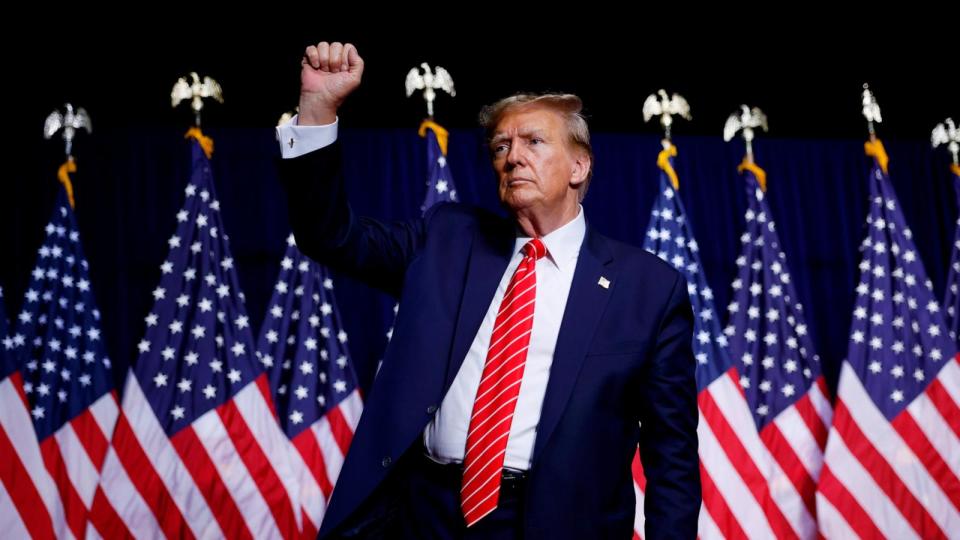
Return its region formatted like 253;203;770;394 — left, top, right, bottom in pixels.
514;205;586;273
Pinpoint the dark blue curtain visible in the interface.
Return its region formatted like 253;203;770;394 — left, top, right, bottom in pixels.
3;127;957;396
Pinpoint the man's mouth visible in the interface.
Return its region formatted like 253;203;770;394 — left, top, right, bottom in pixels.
506;178;533;187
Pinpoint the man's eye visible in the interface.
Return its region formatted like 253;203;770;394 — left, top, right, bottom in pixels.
494;144;508;153
530;138;543;145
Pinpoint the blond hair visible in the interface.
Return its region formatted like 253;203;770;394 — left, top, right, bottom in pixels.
479;93;594;200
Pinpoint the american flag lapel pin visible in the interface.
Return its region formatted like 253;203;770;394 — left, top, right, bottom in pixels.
598;276;610;289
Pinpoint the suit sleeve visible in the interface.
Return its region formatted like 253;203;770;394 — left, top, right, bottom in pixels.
638;272;701;540
276;141;433;297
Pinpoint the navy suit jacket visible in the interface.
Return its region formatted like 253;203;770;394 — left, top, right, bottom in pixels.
278;142;700;539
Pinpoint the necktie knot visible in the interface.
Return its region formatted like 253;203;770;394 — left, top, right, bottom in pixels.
523;238;546;260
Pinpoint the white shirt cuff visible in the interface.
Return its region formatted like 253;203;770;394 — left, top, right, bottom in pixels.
276;115;338;158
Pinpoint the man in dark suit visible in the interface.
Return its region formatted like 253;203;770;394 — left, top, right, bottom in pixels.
277;41;700;539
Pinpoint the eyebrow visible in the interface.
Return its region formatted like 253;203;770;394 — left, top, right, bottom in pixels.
490;128;548;145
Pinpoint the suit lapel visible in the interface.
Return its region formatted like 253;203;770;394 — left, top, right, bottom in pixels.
531;227;616;464
445;218;515;391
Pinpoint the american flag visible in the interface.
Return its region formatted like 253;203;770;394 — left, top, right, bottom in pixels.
420;120;459;212
91;141;301;538
723;164;832;538
419;120;458;212
255;234;362;537
942;165;960;346
1;282;70;539
638;144;813;539
386;121;459;343
7;186;118;539
816;143;960;538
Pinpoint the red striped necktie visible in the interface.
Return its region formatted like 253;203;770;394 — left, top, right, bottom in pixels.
461;237;546;526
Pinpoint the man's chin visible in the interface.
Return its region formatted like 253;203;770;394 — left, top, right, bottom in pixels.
501;194;538;213
500;185;539;206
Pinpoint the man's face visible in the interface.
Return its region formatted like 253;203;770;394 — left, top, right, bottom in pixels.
490;107;587;217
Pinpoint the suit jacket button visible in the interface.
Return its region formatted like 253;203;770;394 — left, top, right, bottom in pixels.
382;457;392;467
426;405;438;414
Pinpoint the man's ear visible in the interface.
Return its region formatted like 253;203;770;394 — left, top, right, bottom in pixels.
570;150;591;188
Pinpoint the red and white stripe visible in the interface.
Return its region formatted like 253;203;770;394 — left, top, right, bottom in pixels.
38;391;119;540
0;371;71;540
286;389;362;538
816;356;960;539
633;367;831;539
762;377;831;521
90;372;302;539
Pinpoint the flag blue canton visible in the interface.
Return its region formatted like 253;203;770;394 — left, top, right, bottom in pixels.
256;234;359;439
642;162;732;390
846;162;956;419
388;125;461;343
134;142;262;435
9;187;114;440
942;171;960;346
420;127;458;214
724;170;823;430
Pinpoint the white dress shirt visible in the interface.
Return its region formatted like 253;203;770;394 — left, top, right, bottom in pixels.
423;210;584;470
277;118;586;470
276;115;338;159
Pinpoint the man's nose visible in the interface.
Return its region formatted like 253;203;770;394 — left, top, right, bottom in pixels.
505;143;525;168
